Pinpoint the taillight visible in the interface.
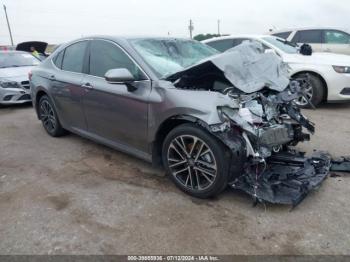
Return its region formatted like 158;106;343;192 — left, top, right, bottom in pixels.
28;71;32;81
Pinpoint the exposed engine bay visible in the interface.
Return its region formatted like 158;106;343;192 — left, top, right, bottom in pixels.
166;41;349;206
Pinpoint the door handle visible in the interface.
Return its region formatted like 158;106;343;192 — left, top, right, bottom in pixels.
50;75;56;80
81;83;93;89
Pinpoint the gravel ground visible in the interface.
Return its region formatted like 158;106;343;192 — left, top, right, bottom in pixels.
0;103;349;255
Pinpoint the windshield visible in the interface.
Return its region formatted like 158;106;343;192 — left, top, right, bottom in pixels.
0;52;40;68
130;39;219;77
262;37;298;54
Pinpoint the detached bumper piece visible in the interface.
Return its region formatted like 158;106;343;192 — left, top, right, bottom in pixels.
331;156;350;173
230;151;331;207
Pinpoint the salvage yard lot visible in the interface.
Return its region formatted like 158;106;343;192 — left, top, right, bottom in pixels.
0;104;350;255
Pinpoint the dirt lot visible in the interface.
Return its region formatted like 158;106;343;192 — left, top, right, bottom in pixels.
0;103;350;255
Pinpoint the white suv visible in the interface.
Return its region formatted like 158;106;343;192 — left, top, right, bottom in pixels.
203;35;350;107
270;28;350;55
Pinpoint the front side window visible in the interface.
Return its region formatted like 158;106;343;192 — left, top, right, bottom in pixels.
0;52;40;68
89;40;146;80
292;30;322;43
61;41;88;73
324;30;350;44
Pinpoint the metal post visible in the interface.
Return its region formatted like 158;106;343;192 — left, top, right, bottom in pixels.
188;19;194;39
3;5;14;46
217;19;221;35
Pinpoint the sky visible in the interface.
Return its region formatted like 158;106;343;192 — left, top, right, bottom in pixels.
0;0;349;45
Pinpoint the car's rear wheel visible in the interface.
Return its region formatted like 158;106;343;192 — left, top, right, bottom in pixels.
295;74;325;108
38;95;66;137
162;123;231;198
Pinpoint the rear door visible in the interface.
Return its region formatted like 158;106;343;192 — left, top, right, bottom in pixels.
291;30;323;52
82;39;151;152
50;40;88;130
322;30;350;55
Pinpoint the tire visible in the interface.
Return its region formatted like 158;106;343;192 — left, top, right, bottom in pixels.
38;95;67;137
295;74;325;108
162;123;231;198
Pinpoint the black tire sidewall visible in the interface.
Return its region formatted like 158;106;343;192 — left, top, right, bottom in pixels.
298;74;325;108
38;95;64;137
162;123;230;198
309;75;324;107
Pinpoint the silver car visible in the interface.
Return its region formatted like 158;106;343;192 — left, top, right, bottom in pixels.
30;37;331;204
0;51;40;105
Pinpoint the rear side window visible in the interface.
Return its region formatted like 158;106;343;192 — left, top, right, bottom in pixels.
272;31;292;39
89;40;146;80
324;30;350;44
61;41;88;73
292;30;322;43
53;51;64;69
206;39;233;52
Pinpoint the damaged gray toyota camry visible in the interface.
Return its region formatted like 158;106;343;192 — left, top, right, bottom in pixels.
30;36;333;206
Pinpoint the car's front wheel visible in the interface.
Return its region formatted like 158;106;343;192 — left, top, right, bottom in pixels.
162;123;231;198
38;95;66;137
295;74;325;108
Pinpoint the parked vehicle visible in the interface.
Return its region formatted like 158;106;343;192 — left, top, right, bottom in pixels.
30;36;330;203
204;35;350;107
270;28;350;55
0;51;40;105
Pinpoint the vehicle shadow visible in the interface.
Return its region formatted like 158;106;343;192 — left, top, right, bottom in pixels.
0;102;33;110
303;101;350;111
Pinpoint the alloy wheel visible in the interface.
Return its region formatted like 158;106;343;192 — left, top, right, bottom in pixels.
295;83;313;106
39;100;57;133
167;135;217;191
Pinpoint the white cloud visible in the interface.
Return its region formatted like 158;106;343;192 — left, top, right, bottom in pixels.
0;0;349;44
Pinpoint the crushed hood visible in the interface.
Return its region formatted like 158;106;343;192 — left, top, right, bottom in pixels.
16;41;48;54
167;41;290;94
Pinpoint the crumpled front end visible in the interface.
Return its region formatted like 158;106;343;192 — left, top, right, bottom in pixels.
167;41;332;206
211;81;331;206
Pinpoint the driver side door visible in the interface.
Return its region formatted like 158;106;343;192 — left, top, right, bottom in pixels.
82;39;151;154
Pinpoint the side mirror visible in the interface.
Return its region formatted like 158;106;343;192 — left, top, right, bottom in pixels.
104;68;135;83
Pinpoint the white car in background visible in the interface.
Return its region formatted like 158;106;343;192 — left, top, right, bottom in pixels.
270;28;350;55
203;35;350;107
0;51;40;105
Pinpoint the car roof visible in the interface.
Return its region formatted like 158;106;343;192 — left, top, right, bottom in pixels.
202;34;270;43
269;27;350;34
77;35;192;42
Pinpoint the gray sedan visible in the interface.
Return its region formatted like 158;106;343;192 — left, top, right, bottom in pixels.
0;51;40;105
30;36;329;203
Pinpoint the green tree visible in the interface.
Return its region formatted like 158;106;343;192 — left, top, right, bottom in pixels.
194;34;220;41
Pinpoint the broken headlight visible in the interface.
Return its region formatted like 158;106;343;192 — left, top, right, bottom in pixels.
333;65;350;74
0;79;22;89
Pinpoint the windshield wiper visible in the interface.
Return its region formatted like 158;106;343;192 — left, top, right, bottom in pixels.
276;38;298;48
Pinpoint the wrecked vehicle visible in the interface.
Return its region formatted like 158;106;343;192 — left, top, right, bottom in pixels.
30;37;331;205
